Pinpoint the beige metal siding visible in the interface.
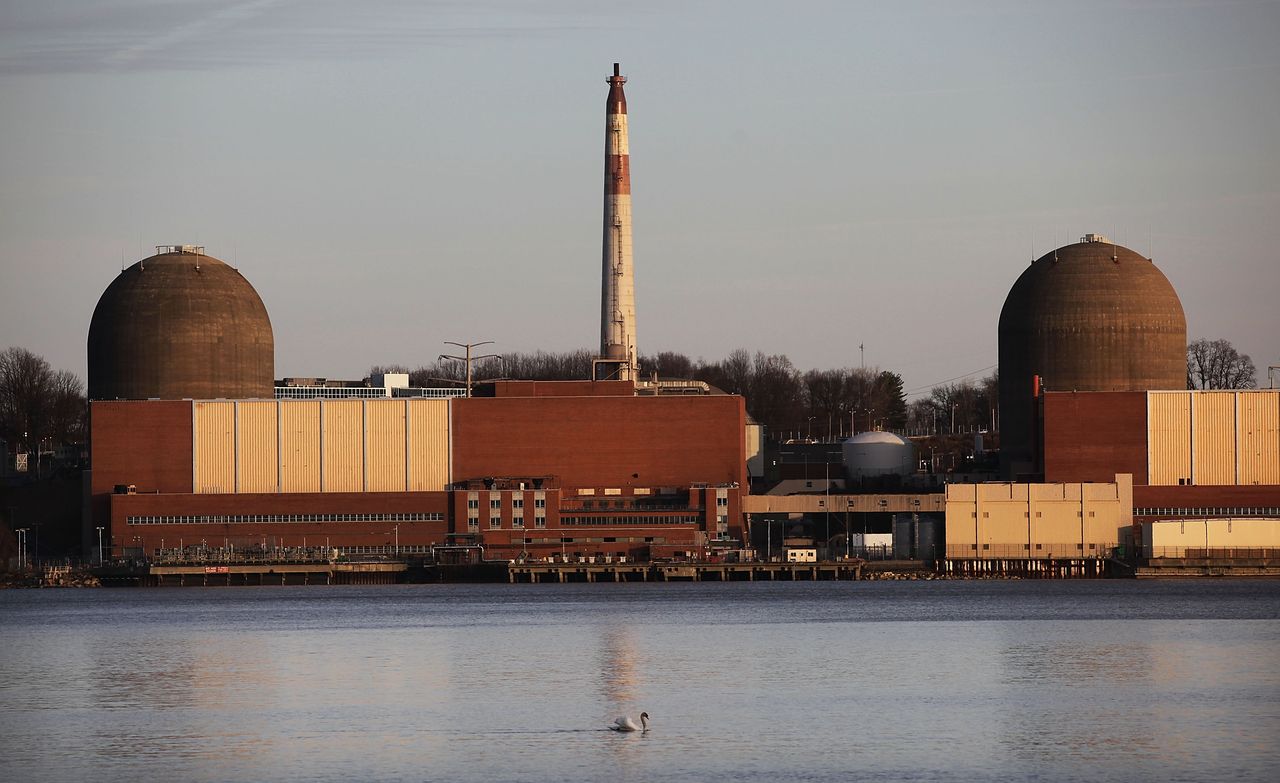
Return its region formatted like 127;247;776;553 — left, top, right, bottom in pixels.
366;399;407;492
408;399;450;491
323;400;364;492
946;481;1124;559
194;401;234;494
943;484;977;557
1192;392;1236;485
236;401;279;493
280;400;321;493
1239;392;1280;485
1148;392;1192;486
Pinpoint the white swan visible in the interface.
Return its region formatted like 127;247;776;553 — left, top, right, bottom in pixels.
610;712;649;732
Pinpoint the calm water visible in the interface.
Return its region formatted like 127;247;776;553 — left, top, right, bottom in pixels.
2;580;1279;783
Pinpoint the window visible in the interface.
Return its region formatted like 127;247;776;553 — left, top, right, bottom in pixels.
535;499;546;509
490;498;501;510
535;516;546;529
467;499;479;510
513;516;524;529
513;498;524;510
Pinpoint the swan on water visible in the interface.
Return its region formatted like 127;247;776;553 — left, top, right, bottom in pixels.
610;712;649;732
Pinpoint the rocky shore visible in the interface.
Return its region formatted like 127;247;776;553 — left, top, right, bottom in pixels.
0;567;101;589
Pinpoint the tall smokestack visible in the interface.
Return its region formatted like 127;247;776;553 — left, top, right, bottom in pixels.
598;62;638;381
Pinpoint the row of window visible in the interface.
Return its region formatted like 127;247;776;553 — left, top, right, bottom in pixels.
127;512;444;525
469;518;548;531
518;536;664;544
561;515;700;526
1134;507;1280;517
468;498;546;510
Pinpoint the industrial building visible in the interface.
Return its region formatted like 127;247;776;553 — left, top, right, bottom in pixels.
998;234;1186;479
1041;388;1280;555
89;383;746;562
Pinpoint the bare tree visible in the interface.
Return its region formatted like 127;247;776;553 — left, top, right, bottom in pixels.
639;351;695;379
1187;338;1257;389
0;347;86;452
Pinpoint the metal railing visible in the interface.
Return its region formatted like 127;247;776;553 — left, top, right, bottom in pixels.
1145;546;1280;560
944;544;1111;559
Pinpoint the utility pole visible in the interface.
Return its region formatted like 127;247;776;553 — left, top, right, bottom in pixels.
440;341;499;397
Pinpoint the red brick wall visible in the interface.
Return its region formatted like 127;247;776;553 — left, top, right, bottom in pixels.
452;395;747;490
492;380;636;397
1134;485;1280;515
109;491;450;552
1043;391;1148;484
90;400;195;533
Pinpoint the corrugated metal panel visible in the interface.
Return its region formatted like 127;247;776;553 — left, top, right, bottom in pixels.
235;400;278;493
280;400;321;493
1239;392;1280;485
1148;392;1191;486
366;399;407;492
194;401;234;494
1191;392;1236;485
408;399;450;491
322;399;364;492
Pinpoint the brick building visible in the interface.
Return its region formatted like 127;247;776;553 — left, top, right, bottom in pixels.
89;381;746;562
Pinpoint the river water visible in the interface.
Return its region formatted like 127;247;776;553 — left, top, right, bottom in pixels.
2;580;1278;783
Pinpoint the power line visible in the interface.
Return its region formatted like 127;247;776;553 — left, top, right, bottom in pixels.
904;364;997;397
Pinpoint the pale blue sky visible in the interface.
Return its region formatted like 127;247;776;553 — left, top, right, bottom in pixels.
2;0;1277;396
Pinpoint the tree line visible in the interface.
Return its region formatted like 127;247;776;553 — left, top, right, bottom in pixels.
376;336;1263;443
0;347;86;456
375;349;910;441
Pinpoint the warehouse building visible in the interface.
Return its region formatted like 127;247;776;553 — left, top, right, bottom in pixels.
1040;388;1280;557
89;381;747;562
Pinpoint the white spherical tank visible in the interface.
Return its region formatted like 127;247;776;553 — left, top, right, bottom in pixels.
842;431;915;480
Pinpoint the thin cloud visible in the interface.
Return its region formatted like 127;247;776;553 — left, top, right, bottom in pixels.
102;0;285;68
0;0;608;75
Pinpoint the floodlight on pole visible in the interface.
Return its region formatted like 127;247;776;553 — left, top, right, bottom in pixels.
440;341;499;397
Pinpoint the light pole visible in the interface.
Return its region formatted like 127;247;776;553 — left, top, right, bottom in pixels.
440;341;498;398
394;524;399;555
824;459;830;560
96;526;104;565
16;528;27;569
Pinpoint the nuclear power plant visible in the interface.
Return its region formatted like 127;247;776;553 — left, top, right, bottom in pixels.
77;64;1280;581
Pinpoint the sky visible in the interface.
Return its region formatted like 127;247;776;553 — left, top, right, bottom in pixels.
1;0;1278;398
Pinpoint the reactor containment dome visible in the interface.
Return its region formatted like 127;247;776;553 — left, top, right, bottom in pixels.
997;234;1186;478
88;245;275;400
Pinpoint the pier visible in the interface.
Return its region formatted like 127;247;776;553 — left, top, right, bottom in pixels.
146;562;406;586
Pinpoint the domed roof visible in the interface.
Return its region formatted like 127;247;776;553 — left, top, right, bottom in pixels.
844;431;909;446
997;234;1186;477
88;246;274;400
999;236;1185;350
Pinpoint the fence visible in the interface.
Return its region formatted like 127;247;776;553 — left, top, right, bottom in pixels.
1145;547;1280;560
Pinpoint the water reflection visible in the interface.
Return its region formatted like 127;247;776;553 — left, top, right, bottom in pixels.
598;626;640;707
3;583;1278;783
